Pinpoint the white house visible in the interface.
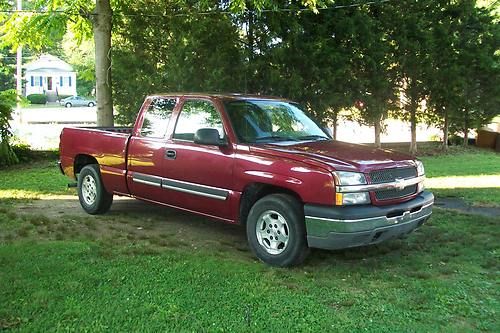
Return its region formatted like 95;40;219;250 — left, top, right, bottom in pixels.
25;54;77;99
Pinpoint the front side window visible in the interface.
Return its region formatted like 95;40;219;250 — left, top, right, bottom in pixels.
140;98;177;138
224;100;329;144
173;100;224;141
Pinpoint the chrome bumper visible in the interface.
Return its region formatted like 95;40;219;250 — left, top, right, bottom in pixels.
305;191;434;250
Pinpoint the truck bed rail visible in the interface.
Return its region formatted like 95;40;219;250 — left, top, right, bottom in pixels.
82;127;133;134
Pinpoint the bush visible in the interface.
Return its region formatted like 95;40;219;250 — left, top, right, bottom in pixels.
0;89;18;167
12;143;35;163
27;94;47;104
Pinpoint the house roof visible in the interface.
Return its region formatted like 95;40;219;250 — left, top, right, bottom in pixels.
25;54;74;72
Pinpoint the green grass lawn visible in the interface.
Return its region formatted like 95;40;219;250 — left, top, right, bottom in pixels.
0;149;499;332
420;148;500;178
0;160;70;200
420;148;500;207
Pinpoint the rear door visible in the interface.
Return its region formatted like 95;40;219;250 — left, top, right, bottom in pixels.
126;97;178;202
159;98;235;221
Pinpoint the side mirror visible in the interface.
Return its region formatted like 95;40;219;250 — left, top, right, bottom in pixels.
194;128;227;146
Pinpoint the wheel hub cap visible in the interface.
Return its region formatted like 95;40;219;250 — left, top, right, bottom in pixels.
255;210;290;255
81;175;97;206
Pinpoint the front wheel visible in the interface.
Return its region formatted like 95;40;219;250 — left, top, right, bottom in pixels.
65;102;72;108
77;164;113;214
246;194;309;267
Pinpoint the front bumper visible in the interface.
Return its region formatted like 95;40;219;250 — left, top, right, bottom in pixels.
305;191;434;250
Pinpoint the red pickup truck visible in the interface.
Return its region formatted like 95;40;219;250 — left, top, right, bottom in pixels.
59;93;434;266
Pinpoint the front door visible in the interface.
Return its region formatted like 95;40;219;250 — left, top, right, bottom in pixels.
127;97;178;202
47;76;53;91
160;98;235;221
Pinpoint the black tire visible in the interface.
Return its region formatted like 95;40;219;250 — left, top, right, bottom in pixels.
246;194;309;267
88;102;95;107
77;164;113;215
65;102;72;108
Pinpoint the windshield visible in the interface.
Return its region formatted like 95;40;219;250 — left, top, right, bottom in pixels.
224;100;330;144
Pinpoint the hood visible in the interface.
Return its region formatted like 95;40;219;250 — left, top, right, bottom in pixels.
256;140;416;173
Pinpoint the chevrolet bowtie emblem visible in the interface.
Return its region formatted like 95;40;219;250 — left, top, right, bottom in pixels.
394;178;406;191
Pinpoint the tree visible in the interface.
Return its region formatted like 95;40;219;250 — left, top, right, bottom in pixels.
349;4;397;147
90;0;113;126
0;89;18;166
426;0;499;147
0;0;113;126
246;5;359;137
385;0;433;155
111;0;246;124
1;0;322;127
0;48;16;91
62;33;95;97
451;2;499;145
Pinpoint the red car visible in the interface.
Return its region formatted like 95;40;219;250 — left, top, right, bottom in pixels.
59;93;434;266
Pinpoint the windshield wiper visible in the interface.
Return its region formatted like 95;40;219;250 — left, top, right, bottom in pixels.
254;135;298;142
297;135;330;141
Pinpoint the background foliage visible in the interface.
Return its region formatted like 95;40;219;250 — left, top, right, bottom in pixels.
0;0;498;151
108;0;499;152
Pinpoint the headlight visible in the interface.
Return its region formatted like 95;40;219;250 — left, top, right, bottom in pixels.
333;171;370;205
337;192;371;205
415;160;425;176
334;171;367;185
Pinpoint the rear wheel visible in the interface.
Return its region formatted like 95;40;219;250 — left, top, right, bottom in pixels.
88;102;95;107
246;194;309;267
77;164;113;214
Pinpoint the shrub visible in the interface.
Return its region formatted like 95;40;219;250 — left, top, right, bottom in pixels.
0;89;18;167
12;143;34;163
27;94;47;104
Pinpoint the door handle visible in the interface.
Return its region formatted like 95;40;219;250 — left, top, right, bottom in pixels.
165;150;177;160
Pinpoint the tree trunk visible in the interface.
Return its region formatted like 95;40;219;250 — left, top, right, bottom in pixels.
374;114;383;148
463;109;469;146
332;113;338;140
92;0;114;127
245;10;255;93
442;107;448;151
409;99;417;155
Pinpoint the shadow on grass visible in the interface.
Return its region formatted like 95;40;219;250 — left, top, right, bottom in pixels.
2;196;498;276
431;187;500;208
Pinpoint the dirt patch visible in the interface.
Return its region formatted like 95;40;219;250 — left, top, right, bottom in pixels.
434;197;500;218
10;194;249;256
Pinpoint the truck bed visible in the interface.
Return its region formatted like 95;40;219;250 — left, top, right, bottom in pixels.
59;126;133;195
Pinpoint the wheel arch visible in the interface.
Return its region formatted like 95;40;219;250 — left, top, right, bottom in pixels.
74;154;99;177
238;183;303;225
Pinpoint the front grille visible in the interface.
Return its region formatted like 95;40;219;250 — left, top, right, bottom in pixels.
370;167;417;184
370;167;418;201
375;184;418;201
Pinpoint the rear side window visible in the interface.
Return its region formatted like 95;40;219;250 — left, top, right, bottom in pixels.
140;98;177;138
173;100;224;141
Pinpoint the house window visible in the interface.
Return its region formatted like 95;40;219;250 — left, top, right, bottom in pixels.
31;76;34;87
68;76;72;87
39;76;43;87
60;76;63;87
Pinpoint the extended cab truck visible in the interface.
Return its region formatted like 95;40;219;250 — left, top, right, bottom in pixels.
59;93;434;266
